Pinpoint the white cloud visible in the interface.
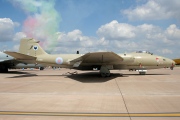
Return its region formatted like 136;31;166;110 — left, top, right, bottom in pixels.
122;0;180;21
0;18;17;42
13;32;27;41
97;37;109;46
137;24;161;33
13;44;19;52
0;18;179;58
97;20;135;40
95;21;179;57
0;18;14;25
48;21;179;58
165;24;180;40
113;40;138;50
158;49;173;54
53;29;98;53
0;18;21;42
67;29;83;41
162;49;173;54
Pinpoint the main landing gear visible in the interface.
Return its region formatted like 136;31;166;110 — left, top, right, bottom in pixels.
100;66;111;77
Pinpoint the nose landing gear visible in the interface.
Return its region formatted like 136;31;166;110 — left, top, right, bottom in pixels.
170;63;174;70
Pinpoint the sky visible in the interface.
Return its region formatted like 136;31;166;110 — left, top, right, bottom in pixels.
0;0;180;59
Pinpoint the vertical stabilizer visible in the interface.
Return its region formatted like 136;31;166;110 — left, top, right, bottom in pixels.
19;38;47;57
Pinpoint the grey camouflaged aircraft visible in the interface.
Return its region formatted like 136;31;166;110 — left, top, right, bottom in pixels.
0;51;44;73
5;38;175;77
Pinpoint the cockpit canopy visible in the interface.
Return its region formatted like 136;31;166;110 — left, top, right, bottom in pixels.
136;51;153;55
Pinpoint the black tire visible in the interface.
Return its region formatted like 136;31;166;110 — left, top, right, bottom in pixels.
39;67;44;70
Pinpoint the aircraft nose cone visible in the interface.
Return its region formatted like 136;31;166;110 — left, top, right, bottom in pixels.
173;61;176;65
169;59;175;66
164;58;175;69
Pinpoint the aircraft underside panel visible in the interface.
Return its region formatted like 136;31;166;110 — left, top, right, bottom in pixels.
0;63;9;73
73;64;168;71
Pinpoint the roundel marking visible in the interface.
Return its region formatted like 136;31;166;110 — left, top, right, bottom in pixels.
33;46;38;51
55;57;63;64
156;57;159;62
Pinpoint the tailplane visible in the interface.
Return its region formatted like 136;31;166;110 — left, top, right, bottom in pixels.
19;38;47;57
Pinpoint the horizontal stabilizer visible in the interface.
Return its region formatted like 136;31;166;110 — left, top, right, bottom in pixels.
70;52;123;64
4;51;36;60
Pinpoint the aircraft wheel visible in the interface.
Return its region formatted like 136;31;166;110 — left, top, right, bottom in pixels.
101;73;107;77
100;72;111;77
106;72;111;77
39;67;44;70
100;66;110;77
139;72;146;75
170;66;174;70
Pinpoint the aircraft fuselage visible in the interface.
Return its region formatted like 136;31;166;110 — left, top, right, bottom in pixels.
34;52;174;71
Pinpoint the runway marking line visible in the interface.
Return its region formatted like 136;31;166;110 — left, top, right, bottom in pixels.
0;111;180;117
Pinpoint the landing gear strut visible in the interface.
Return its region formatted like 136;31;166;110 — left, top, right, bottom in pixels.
170;63;174;70
100;66;110;77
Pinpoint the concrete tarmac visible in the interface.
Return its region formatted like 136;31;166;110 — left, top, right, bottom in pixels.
0;67;180;120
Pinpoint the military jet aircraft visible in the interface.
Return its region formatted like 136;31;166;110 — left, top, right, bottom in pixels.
4;38;175;77
0;51;44;73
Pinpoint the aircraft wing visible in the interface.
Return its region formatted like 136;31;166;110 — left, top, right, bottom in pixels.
4;51;36;60
70;52;123;66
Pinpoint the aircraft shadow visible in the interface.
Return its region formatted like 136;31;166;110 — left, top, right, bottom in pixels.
66;72;127;83
5;71;169;81
8;74;38;78
66;71;170;82
3;70;38;78
0;71;30;74
123;73;170;76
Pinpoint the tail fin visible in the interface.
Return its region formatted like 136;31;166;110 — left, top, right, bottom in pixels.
18;38;47;57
